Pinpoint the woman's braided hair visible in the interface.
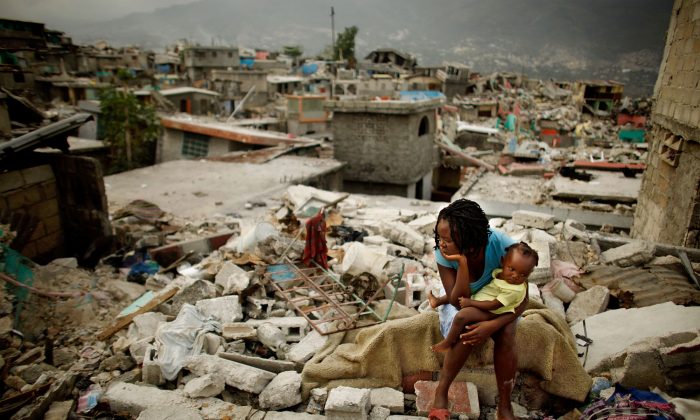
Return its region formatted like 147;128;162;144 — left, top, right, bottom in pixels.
434;199;491;256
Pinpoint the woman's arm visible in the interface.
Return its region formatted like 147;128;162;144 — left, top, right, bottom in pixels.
459;287;529;345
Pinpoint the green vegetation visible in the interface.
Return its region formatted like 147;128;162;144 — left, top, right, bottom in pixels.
334;26;358;67
99;87;158;174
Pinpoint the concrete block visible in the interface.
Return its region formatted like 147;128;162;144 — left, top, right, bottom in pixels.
610;342;666;390
246;296;276;319
370;406;391;420
184;373;225;398
540;290;566;321
0;170;24;193
184;354;275;394
562;221;590;243
203;332;224;354
245;317;309;342
566;285;610;325
142;345;165;386
364;235;390;246
414;380;479;419
287;329;328;364
511;210;555;230
380;221;425;254
529;229;557;243
195;295;243;323
570;302;700;374
325;386;371;420
217;351;297;373
258;371;303;410
215;262;250;295
408;214;438;235
600;240;655;267
129;337;154;365
525;240;552;285
488;217;506;229
21;165;54;184
222;323;257;340
528;282;543;305
369;387;405;413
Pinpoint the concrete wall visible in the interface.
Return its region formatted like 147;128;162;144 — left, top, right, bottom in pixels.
158;128;248;162
329;99;440;190
632;0;700;248
0;165;63;261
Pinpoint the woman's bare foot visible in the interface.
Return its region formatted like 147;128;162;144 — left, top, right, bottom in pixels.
428;290;441;309
431;339;452;353
496;401;516;420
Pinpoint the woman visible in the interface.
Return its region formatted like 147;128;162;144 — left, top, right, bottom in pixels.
429;199;528;420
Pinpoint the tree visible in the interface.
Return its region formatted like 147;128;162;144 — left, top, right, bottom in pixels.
334;26;358;67
283;45;303;67
99;87;158;174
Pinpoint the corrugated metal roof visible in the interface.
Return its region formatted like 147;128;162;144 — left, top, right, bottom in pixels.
578;264;700;308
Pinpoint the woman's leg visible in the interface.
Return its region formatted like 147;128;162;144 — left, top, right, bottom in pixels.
492;320;518;420
433;340;473;410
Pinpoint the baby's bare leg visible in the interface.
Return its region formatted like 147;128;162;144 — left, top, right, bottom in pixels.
432;307;498;353
428;290;449;309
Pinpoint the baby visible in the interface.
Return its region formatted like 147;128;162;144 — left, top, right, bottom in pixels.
430;242;538;353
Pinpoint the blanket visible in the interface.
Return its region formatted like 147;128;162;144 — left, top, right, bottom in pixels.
301;301;592;402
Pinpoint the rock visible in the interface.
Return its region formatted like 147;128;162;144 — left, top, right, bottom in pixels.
214;262;250;295
369;387;404;413
258;371;303;410
44;400;73;420
325;386;371;420
600;240;655;267
129;337;154;364
380;221;425;254
184;354;275;394
566;285;610;325
195;296;243;323
128;312;167;341
370;406;391;420
168;280;217;316
19;363;48;384
100;354;135;372
52;348;77;368
184;373;225;398
286;329;328;364
511;210;555;230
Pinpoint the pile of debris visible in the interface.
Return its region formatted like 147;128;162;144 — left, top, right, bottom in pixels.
1;186;699;419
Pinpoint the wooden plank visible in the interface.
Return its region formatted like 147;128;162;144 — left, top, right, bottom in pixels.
97;287;179;341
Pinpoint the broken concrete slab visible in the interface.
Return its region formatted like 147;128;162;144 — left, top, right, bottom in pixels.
167;280;218;316
128;312;168;341
184;373;225;398
258;371;303;410
325;386;371;420
600;240;655;267
550;171;640;204
565;285;610;325
511;210;555;230
414;380;479;419
570;302;700;373
217;351;297;373
222;323;257;340
142;345;165;386
184;354;275;394
137;406;203;420
380;221;425;254
103;382;237;419
195;296;243;323
264;412;326;419
370;406;391;420
286;329;328;364
407;214;438;235
44;400;73;420
540;290;566;321
369;387;405;413
525;240;552;285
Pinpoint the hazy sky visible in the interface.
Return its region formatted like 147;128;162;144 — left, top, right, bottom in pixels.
1;0;195;24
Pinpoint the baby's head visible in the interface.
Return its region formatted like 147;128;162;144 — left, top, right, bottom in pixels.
500;242;539;285
434;199;490;257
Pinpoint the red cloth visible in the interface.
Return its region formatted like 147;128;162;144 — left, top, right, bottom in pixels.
302;210;328;268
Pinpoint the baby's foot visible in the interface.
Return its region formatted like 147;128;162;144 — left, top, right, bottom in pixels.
431;340;451;353
428;290;440;309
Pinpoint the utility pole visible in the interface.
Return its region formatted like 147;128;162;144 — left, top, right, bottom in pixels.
330;6;335;59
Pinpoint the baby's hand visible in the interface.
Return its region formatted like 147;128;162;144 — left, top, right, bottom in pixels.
458;297;472;308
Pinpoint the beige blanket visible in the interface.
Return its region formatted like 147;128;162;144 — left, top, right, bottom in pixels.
301;301;591;402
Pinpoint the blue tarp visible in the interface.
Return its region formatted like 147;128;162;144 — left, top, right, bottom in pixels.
398;90;445;101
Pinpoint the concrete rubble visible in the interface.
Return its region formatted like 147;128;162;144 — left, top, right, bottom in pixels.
1;182;699;419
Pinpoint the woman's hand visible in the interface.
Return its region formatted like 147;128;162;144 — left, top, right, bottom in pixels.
443;253;467;264
460;319;500;345
458;296;472;308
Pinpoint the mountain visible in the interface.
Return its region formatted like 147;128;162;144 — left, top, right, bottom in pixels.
57;0;674;96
